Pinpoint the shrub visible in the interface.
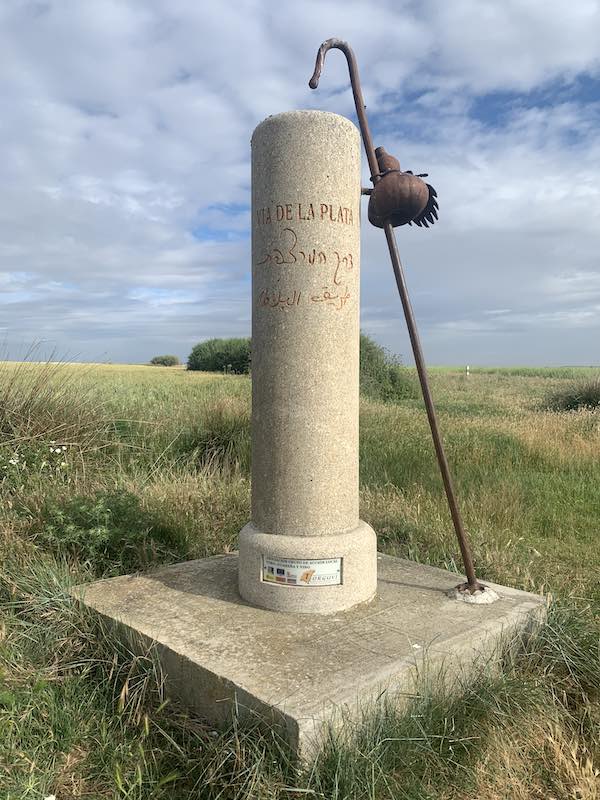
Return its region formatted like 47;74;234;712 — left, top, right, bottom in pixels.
176;396;251;471
360;333;418;402
187;338;251;374
546;376;600;411
36;489;181;573
149;354;180;367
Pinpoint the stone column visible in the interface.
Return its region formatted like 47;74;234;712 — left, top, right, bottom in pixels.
238;110;377;614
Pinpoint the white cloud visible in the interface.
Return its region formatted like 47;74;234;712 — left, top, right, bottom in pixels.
1;0;599;363
419;0;600;93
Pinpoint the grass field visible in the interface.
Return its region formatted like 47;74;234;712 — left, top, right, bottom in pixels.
1;361;599;798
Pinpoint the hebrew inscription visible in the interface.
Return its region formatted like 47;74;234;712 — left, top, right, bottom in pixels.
256;228;354;279
255;199;357;313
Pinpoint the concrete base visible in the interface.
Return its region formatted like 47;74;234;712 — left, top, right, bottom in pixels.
238;521;377;613
76;554;546;759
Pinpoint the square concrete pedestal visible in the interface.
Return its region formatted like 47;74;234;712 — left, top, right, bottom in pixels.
77;554;545;758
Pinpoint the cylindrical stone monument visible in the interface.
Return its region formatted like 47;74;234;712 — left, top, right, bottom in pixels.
238;110;377;614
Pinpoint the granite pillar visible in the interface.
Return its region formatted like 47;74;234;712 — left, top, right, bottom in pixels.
238;110;377;613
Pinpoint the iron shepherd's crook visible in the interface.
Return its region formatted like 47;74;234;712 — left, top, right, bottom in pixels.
309;38;485;595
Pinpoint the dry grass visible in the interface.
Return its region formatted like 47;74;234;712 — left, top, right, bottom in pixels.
1;362;599;798
132;468;250;559
468;718;599;800
0;359;112;454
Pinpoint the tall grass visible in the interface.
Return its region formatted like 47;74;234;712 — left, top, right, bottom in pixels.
469;366;598;378
0;359;112;456
309;603;600;800
0;545;294;799
546;375;600;411
1;362;599;797
1;542;598;798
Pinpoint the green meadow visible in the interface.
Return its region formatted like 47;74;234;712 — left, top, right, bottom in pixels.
1;361;599;799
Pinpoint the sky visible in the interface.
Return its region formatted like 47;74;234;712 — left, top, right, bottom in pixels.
1;0;600;366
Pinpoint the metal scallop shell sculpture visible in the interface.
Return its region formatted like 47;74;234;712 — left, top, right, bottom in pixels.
367;147;439;228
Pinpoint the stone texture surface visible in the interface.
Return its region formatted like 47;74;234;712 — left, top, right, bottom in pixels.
250;110;361;537
77;553;546;758
240;109;376;612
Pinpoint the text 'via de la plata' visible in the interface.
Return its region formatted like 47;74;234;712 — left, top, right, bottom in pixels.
256;203;354;226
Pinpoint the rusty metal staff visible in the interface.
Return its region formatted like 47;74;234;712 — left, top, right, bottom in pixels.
310;38;483;594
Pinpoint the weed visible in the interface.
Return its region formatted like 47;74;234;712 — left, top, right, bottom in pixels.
546;376;600;411
35;489;182;574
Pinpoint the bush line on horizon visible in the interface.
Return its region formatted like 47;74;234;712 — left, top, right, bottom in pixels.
149;354;180;367
185;333;418;403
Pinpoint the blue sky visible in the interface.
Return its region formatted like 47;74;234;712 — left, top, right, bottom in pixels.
1;0;599;365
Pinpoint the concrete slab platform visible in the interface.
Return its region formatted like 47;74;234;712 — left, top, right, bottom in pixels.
76;554;546;757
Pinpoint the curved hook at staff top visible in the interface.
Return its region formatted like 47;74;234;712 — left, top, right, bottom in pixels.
309;38;380;183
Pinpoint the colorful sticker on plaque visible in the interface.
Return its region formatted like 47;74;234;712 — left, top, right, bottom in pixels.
262;557;342;586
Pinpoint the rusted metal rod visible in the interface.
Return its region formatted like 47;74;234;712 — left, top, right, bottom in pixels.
310;38;482;592
310;39;379;184
382;223;480;590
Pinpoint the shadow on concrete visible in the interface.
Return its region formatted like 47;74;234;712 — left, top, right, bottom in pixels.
134;555;253;606
378;577;456;595
135;556;454;623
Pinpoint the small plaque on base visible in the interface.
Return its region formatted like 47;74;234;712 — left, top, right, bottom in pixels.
262;556;342;586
